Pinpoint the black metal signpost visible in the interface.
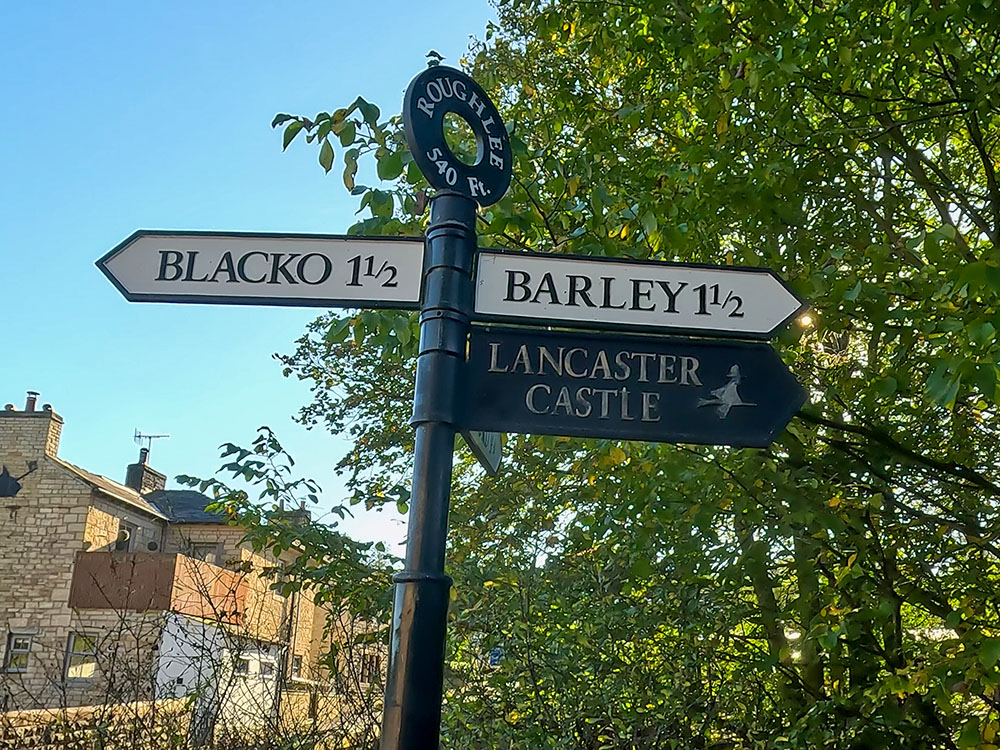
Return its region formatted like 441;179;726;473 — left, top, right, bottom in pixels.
97;63;807;750
380;66;512;750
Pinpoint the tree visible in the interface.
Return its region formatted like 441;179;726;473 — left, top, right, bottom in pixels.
269;1;1000;747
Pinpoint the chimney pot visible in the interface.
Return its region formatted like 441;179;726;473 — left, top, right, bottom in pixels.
25;391;39;412
139;447;149;464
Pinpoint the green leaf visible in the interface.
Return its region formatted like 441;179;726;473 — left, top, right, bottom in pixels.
282;120;303;150
629;557;653;579
980;638;1000;669
392;317;412;345
875;376;898;397
972;363;997;401
640;211;657;236
377;151;404;181
357;98;381;125
338;121;357;147
926;363;961;408
319;140;334;173
324;317;351;346
958;719;980;749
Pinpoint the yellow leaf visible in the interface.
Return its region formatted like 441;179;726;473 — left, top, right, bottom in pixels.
829;496;841;507
568;175;581;197
847;552;857;568
716;114;729;135
610;446;627;464
985;721;998;743
620;225;629;239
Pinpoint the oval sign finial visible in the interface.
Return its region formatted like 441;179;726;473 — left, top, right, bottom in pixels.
403;66;512;206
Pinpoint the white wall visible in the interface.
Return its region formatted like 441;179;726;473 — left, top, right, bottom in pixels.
154;612;283;734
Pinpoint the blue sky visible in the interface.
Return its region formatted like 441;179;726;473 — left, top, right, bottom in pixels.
1;2;495;549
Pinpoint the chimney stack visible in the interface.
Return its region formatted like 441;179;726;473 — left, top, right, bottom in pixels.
0;392;63;458
125;448;166;495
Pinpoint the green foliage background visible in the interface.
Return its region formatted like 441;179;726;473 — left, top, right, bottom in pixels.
235;1;1000;747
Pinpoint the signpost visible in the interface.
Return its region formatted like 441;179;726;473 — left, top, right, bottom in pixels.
97;230;424;309
379;65;513;750
97;62;808;750
474;249;806;338
462;326;805;448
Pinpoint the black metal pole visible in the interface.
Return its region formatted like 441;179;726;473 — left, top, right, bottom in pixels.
380;189;477;750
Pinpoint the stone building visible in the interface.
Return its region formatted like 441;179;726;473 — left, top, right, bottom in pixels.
0;392;341;728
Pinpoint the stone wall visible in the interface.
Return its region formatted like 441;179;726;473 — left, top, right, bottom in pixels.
0;415;93;709
0;698;189;750
85;498;163;553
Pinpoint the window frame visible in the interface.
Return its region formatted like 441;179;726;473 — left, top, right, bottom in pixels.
64;632;98;681
2;633;32;674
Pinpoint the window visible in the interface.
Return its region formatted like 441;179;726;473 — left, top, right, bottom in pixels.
3;634;31;673
261;660;276;678
291;655;303;679
189;543;220;566
115;522;137;552
360;653;381;683
234;657;250;675
64;633;97;680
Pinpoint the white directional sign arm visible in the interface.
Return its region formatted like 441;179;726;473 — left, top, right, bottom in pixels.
474;251;806;338
98;231;425;309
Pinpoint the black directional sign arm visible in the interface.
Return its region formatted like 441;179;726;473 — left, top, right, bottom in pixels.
461;326;806;448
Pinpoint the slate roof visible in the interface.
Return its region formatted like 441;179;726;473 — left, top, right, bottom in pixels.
52;457;168;520
146;489;227;524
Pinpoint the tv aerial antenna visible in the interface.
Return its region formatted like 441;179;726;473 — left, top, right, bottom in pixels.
134;429;170;457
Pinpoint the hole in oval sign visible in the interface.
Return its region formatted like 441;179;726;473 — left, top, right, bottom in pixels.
443;111;482;166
